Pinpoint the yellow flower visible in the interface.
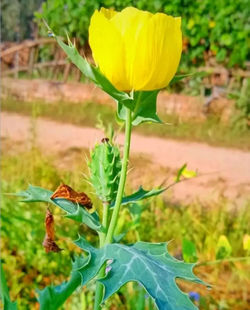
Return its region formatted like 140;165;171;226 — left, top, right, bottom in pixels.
209;20;216;28
89;7;182;92
243;234;250;252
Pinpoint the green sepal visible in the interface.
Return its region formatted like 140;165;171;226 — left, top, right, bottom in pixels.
16;185;103;232
89;141;121;203
37;256;88;310
117;90;163;126
132;91;162;125
75;236;209;310
0;262;18;310
110;186;165;208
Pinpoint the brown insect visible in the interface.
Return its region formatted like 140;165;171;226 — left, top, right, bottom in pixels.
50;184;92;209
43;209;62;253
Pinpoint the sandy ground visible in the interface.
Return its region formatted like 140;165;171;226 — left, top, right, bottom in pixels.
1;111;250;203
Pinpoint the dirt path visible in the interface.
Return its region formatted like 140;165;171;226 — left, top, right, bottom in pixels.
1;112;250;202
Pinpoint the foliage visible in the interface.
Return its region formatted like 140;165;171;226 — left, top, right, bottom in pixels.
117;186;166;207
1;149;250;309
75;237;206;310
2;7;250;308
17;185;103;231
37;266;82;310
0;150;86;309
54;34;134;106
36;236;207;310
182;239;198;263
53;32;164;127
0;262;18;310
1;0;43;41
14;182;208;309
35;0;250;68
215;235;232;260
243;234;250;254
231;78;250;131
0;34;207;305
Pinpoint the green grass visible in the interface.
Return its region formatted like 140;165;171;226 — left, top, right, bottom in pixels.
1;145;250;310
2;97;250;150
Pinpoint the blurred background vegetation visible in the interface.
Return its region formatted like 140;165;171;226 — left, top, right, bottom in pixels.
1;1;250;309
1;0;250;69
1;0;250;70
1;0;250;71
1;0;43;41
36;0;250;69
1;144;250;309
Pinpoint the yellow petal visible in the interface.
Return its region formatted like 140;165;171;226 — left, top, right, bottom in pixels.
89;10;129;90
132;14;182;90
89;7;182;91
100;7;117;19
110;7;152;37
110;7;152;89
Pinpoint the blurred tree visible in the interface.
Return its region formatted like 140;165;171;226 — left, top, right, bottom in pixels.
1;0;43;41
1;0;249;68
34;0;250;68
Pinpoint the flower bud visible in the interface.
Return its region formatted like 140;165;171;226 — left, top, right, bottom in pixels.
89;138;121;203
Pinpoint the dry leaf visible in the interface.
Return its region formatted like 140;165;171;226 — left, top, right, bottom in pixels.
42;209;62;253
51;184;92;209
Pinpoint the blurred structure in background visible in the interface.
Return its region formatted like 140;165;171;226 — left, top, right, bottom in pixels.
1;0;249;128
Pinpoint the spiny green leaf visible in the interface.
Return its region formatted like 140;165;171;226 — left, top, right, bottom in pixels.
0;262;18;310
110;186;165;208
54;32;164;125
54;34;133;109
16;185;52;203
75;236;209;310
38;272;81;310
16;185;103;232
37;257;88;310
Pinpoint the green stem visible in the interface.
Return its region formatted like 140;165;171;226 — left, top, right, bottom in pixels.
94;203;109;310
99;203;109;246
105;107;132;244
93;107;132;309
